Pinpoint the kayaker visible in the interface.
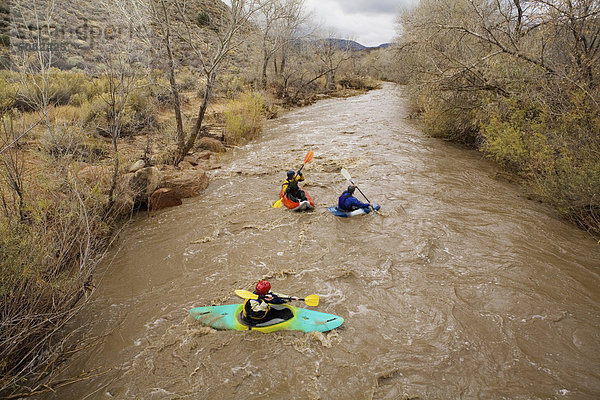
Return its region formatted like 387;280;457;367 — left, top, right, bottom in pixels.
242;280;299;323
281;170;307;203
338;185;372;211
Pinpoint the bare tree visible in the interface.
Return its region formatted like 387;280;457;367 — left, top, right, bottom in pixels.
10;0;59;141
143;0;262;164
0;114;40;221
273;1;314;99
395;0;600;233
398;0;600;99
95;0;150;208
253;0;307;90
288;31;353;98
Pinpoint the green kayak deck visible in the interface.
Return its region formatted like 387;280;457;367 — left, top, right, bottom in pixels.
190;303;343;333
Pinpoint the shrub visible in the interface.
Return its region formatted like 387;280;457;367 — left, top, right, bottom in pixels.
65;55;86;69
480;99;553;176
40;126;108;162
0;76;16;114
196;11;210;27
420;91;480;146
196;136;226;153
69;92;88;107
11;69;89;111
0;164;114;397
125;87;158;134
338;76;380;90
223;91;265;145
80;86;157;137
177;67;198;91
218;74;246;99
480;93;600;234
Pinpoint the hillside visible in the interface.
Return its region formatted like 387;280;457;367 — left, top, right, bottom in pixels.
2;0;242;71
319;38;393;52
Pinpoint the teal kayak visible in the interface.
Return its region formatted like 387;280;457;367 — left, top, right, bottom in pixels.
189;303;344;333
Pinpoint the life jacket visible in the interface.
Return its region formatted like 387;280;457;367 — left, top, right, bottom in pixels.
338;191;352;210
280;173;304;197
286;179;300;195
281;180;303;201
242;297;270;320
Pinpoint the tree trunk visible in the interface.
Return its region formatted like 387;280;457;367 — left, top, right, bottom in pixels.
167;58;185;152
108;137;119;208
261;48;269;90
279;52;286;76
159;0;185;154
326;71;335;91
180;71;216;162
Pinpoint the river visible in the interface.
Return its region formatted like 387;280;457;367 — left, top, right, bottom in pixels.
47;83;600;399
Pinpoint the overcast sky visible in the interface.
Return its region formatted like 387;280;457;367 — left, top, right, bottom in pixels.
303;0;419;47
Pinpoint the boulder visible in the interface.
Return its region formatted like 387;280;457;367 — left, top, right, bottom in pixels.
183;155;198;166
196;150;212;160
178;160;195;170
129;159;146;173
160;165;209;198
118;167;162;207
196;137;226;153
149;187;182;211
132;167;161;199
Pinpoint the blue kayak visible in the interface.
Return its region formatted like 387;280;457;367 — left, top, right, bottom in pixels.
327;203;380;217
190;303;344;333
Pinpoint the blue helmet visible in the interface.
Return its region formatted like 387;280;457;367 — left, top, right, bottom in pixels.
287;170;295;179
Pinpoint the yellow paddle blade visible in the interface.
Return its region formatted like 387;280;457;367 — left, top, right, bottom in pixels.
304;294;319;307
235;289;258;299
273;198;283;208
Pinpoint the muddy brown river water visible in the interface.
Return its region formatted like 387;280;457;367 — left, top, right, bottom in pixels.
47;83;600;399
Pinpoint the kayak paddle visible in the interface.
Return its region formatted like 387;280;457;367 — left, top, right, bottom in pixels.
341;168;372;204
273;151;314;208
296;150;313;175
235;289;258;299
235;289;320;306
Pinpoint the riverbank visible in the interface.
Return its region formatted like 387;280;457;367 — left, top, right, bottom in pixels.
393;2;600;237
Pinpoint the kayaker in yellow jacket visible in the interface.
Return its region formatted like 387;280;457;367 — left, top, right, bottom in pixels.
242;280;299;323
281;170;307;202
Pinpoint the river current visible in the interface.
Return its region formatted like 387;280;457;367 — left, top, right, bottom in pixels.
48;83;600;399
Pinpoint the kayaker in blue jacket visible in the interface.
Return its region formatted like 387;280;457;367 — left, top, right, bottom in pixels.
338;185;372;211
242;280;299;323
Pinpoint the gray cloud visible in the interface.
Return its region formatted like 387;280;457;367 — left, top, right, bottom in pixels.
335;0;417;15
304;0;419;46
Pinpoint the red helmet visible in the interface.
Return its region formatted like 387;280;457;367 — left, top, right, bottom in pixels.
255;280;271;295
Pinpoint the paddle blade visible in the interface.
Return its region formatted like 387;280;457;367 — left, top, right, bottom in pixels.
273;198;283;208
303;151;314;164
303;294;319;307
235;289;258;300
341;168;352;182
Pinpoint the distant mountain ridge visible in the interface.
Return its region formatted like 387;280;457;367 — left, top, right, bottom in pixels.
322;38;392;51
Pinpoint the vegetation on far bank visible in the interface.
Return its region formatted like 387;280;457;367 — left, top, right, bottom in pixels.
393;0;599;235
